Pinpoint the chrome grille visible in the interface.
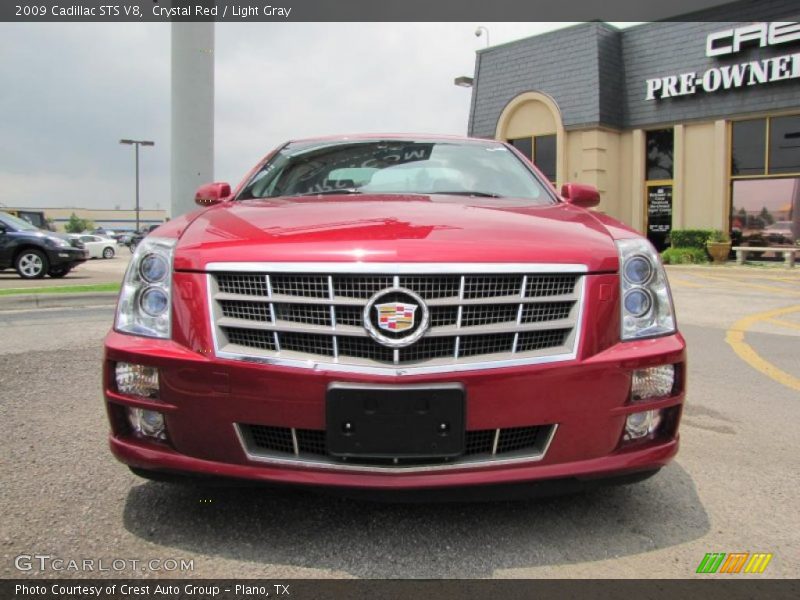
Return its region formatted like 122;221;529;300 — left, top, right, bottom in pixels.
220;300;272;322
281;332;334;355
399;275;461;299
522;301;573;323
216;273;269;296
525;274;577;297
209;264;585;374
517;329;572;352
337;336;394;363
225;327;277;351
461;304;518;327
459;333;516;357
271;274;329;298
463;275;521;299
274;303;331;326
333;305;363;327
334;276;393;298
400;336;456;363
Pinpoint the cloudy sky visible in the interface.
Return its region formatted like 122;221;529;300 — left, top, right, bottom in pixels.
0;22;635;213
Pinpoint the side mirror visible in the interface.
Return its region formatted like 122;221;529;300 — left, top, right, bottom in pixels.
195;182;232;206
561;182;600;208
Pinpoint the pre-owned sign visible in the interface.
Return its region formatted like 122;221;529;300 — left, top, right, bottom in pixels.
645;22;800;101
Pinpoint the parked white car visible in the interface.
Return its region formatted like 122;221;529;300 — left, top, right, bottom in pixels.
73;234;118;259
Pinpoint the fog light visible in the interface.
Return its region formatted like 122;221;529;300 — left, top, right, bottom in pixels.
115;362;159;398
625;409;662;440
631;364;675;401
127;408;166;440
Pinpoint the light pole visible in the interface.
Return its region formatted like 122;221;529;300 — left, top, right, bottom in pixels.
475;26;490;47
119;139;155;233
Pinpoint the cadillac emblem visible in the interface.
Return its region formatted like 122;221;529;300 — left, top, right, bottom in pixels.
376;302;417;332
363;287;429;348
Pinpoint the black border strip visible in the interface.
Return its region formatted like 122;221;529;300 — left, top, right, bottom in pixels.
1;0;789;23
3;579;800;599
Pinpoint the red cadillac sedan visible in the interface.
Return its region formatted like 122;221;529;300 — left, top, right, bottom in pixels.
104;135;685;495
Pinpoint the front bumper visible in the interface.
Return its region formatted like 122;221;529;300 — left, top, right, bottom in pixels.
47;246;89;266
104;327;685;491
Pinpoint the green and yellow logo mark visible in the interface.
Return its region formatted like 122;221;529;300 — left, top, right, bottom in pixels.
696;552;773;574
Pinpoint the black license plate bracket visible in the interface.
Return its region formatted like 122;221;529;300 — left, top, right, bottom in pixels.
326;384;465;459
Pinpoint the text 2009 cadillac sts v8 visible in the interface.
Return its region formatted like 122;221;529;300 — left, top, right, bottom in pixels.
104;135;685;495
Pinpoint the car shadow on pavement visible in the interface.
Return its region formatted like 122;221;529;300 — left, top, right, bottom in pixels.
122;462;708;577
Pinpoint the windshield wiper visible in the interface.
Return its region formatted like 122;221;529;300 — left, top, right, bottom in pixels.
433;190;503;198
297;188;362;196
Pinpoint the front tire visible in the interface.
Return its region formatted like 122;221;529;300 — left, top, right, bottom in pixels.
102;246;115;259
48;265;72;278
15;249;48;279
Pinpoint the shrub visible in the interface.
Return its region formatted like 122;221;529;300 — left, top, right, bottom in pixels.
661;247;709;265
707;229;730;243
669;229;715;249
65;213;94;234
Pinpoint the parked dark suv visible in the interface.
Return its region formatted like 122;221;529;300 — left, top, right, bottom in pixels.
0;211;89;279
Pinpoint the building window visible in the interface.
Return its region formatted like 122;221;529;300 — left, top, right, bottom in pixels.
508;135;557;183
730;115;800;177
730;178;799;249
534;135;557;183
731;119;766;175
769;115;800;175
644;129;674;253
645;129;674;181
507;137;532;162
729;115;800;252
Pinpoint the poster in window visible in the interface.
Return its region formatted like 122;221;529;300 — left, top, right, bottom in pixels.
647;185;672;252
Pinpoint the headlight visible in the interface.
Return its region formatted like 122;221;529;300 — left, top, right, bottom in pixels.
45;236;70;248
140;253;169;283
616;238;676;340
115;237;176;339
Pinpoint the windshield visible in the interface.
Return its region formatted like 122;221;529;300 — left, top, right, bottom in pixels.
0;211;40;232
237;139;555;204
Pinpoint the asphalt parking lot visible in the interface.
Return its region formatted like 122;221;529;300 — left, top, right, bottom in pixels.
0;266;798;579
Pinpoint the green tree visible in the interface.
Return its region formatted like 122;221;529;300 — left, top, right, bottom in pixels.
759;206;775;226
64;213;94;233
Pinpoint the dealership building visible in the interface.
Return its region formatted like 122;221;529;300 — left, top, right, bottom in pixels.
467;0;799;250
2;207;167;233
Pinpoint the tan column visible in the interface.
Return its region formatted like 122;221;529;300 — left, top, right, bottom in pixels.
712;120;729;231
672;124;685;230
580;130;607;201
631;129;645;233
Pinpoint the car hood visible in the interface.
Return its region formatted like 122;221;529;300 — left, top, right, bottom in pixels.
173;195;623;272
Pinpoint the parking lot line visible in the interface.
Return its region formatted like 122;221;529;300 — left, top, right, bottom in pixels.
666;277;705;288
765;317;800;332
704;273;800;283
689;273;800;297
725;305;800;393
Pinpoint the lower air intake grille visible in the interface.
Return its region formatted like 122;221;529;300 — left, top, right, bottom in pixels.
240;424;554;468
